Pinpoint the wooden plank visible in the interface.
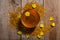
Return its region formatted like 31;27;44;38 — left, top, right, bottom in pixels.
0;0;22;40
44;0;58;40
56;0;60;40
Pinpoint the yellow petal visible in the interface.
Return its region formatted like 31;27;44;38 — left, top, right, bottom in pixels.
51;22;55;27
37;35;42;38
32;3;37;8
40;31;44;36
17;7;22;11
17;14;21;18
49;16;54;21
40;23;44;28
25;11;30;16
17;31;22;35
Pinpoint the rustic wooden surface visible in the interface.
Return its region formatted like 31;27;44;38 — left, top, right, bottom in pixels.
0;0;59;40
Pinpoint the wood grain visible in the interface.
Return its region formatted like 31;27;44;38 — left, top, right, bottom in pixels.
0;0;59;40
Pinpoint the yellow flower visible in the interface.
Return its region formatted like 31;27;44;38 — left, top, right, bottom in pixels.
51;22;55;27
49;16;54;21
40;23;44;28
37;35;42;39
40;31;44;36
17;31;22;35
25;11;30;16
32;3;37;8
